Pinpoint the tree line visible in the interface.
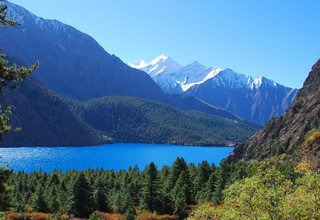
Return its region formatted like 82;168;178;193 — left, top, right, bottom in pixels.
2;158;252;219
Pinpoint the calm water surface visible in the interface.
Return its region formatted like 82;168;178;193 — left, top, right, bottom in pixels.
0;143;234;172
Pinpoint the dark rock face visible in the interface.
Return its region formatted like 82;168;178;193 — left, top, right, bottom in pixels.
1;77;106;147
186;75;299;126
227;60;320;163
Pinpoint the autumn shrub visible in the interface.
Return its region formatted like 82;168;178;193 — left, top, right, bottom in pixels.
94;212;124;220
5;212;51;220
137;211;178;220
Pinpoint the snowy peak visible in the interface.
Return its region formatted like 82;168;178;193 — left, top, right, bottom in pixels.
206;69;283;90
150;54;169;65
129;60;149;69
129;55;182;77
129;56;291;94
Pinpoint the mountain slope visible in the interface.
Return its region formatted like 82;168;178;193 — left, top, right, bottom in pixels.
227;59;320;164
186;69;299;125
70;96;259;146
0;1;240;122
1;76;106;147
0;1;164;101
0;58;254;147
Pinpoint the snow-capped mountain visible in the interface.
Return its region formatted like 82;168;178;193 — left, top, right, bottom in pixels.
130;55;278;93
131;55;299;125
130;56;222;93
130;55;182;77
129;55;183;93
0;2;243;121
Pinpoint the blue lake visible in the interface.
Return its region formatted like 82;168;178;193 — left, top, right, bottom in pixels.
0;143;234;172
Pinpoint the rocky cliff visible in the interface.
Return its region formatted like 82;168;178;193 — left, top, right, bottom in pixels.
227;60;320;164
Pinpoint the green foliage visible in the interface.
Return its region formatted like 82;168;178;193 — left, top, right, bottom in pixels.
271;145;285;156
32;186;48;213
6;158;249;218
189;161;320;220
89;212;103;220
70;96;259;146
172;172;188;219
139;162;161;213
0;166;12;211
72;173;95;218
0;0;18;27
5;158;319;219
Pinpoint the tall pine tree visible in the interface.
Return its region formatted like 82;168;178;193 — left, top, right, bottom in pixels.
72;173;94;218
139;162;161;213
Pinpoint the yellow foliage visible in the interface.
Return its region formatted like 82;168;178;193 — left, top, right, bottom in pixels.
304;130;320;146
295;161;313;174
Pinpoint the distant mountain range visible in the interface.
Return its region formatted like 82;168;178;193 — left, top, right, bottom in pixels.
0;1;259;147
130;55;299;125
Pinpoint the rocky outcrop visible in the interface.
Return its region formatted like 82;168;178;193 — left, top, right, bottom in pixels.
227;60;320;164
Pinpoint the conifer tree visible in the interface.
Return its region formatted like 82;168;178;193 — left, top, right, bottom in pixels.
212;170;224;204
72;173;94;218
139;162;161;213
32;186;48;213
0;166;11;210
94;184;108;212
172;171;188;219
46;187;60;213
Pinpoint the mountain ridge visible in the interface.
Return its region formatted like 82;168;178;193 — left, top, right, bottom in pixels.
227;59;320;164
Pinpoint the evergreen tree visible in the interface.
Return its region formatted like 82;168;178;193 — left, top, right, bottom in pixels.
172;171;188;219
72;173;94;218
139;162;161;213
46;186;60;213
32;185;48;213
0;166;11;210
196;172;217;203
169;158;188;188
94;184;108;212
212;170;224;204
197;161;213;188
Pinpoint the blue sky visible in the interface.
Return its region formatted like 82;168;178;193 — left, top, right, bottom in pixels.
9;0;320;88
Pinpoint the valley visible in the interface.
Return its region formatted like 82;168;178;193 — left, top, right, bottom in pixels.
0;1;319;220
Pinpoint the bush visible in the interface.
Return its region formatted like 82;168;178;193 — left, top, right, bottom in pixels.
137;211;178;220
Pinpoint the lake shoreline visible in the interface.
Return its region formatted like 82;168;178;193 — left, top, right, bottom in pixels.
0;142;237;149
0;143;234;172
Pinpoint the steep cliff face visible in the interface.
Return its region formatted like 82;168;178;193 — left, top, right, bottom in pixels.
228;60;320;163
